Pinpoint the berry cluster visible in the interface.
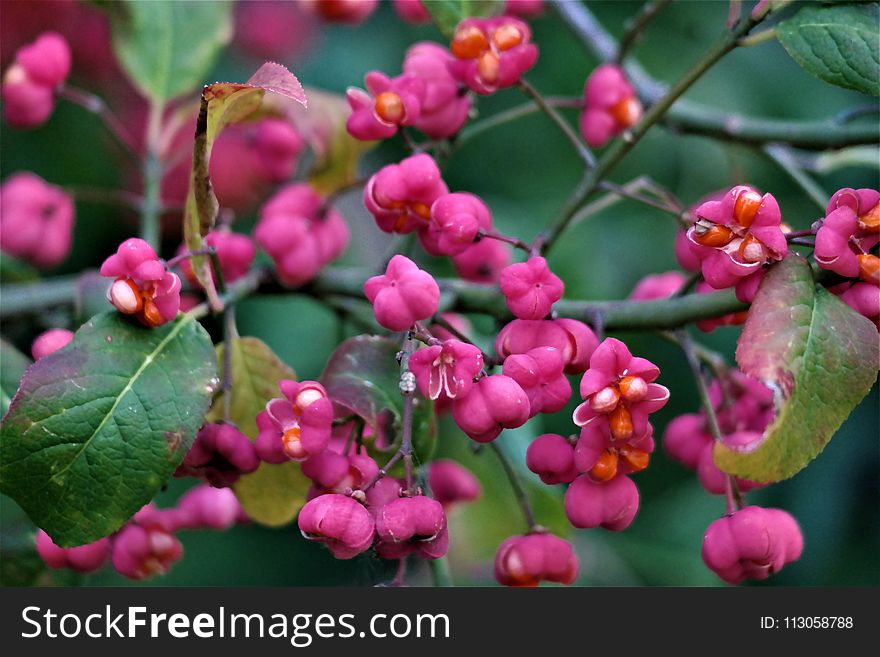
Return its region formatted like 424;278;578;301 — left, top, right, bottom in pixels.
35;484;244;580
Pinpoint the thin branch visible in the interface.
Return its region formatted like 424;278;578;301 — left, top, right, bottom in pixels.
518;79;596;167
57;85;138;156
456;96;583;149
618;0;673;61
490;442;539;532
762;143;828;211
675;328;743;512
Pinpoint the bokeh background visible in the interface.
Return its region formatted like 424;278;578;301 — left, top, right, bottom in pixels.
1;0;877;586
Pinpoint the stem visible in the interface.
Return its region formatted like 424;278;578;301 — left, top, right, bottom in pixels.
490;442;539;532
361;450;404;493
618;0;673;61
392;559;407;587
431;314;496;367
518;79;595;167
57;85;138;156
762;144;828;210
164;247;215;270
187;267;268;321
2;265;749;329
738;27;777;47
66;186;144;212
141;99;166;250
399;333;417;492
597;179;687;224
428;557;454;587
478;229;533;254
222;304;237;423
675;328;723;441
456;97;582;149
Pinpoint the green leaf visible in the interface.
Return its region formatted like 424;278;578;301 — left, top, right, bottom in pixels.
205;336;310;527
233;462;311;528
103;0;233;102
776;3;880;96
322;336;436;465
183;63;307;308
714;255;879;482
206;337;295;438
425;0;503;38
0;312;217;546
1;339;31;419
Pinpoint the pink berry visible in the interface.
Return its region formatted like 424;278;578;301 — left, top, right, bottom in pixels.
298;494;375;559
628;271;687;301
494;532;577;587
451;374;530;442
702;506;803;584
364;255;440;331
687;185;788;290
365;477;404;513
394;0;430;23
303;450;379;494
1;32;71;129
178;229;256;287
0;172;74;268
100;238;182;327
111;523;183;580
662;413;709;470
580;64;642;148
495;318;598;375
574;419;654;481
448;17;538;95
35;530;109;573
505;0;544;17
815;188;880;278
427;459;481;507
15;32;71;87
1;72;54;128
572;338;669;441
346;72;426;141
409;339;484;401
374;495;449;560
31;328;73;360
839;281;880;324
502;346;571;416
363;154;448;234
403;43;471;138
526;434;579;485
500;256;564;320
254;183;349;287
252;118;305;182
451;236;511;284
176;423;260;488
420;192;489;256
174;484;244;531
256;380;334;462
304;0;378;23
564;474;640;531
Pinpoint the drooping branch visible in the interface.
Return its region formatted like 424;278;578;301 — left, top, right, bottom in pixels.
550;0;876;151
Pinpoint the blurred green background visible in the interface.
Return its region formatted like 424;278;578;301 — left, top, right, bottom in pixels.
1;0;877;587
